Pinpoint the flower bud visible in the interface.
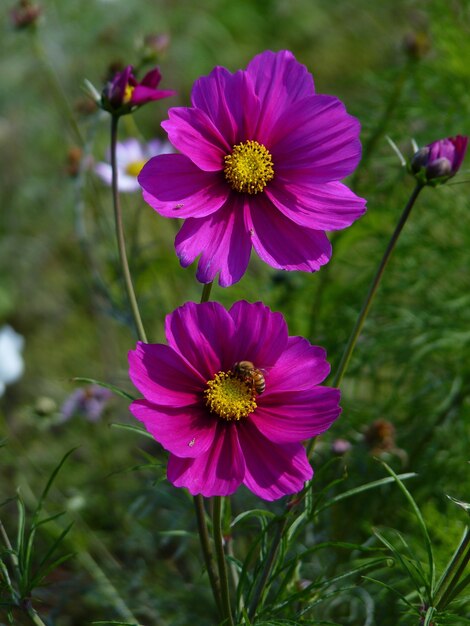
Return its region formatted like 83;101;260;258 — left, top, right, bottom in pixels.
100;64;175;116
10;0;41;29
411;135;468;186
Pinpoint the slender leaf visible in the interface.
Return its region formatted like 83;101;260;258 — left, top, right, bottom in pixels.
72;377;137;401
110;422;155;440
379;462;435;591
34;448;78;522
315;472;417;515
231;509;276;528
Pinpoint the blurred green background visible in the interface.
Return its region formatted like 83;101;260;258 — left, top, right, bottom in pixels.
1;0;469;624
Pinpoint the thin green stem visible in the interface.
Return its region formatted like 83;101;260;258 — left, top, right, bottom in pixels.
351;60;412;192
110;115;147;343
24;602;48;626
192;281;221;617
434;527;470;610
31;32;84;148
1;519;47;626
200;281;213;303
247;516;288;620
193;495;223;618
213;497;234;626
332;183;424;389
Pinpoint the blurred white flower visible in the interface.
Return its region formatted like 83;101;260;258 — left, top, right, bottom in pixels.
0;325;24;396
94;138;173;192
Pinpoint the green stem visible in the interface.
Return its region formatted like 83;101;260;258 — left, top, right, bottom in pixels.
110;115;147;343
31;32;84;147
332;182;424;389
351;61;411;192
193;495;223;618
192;280;222;617
213;497;234;626
247;516;288;620
24;602;48;626
200;281;213;302
434;527;470;610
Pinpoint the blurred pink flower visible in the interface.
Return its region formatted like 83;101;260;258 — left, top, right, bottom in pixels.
101;65;175;116
61;385;112;422
411;135;468;185
128;300;341;500
95;138;173;192
139;49;366;286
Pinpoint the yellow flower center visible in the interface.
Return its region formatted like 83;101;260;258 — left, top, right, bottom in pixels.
224;140;274;194
204;371;257;421
123;84;135;104
125;159;147;177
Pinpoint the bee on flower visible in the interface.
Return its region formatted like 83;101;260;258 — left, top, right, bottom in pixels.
128;300;341;501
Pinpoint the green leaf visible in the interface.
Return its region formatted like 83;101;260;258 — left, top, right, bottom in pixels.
34;448;78;523
379;461;435;592
231;509;276;528
315;472;417;515
72;377;137;401
110;423;155;439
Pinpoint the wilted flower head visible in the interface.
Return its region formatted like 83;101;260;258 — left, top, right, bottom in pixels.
0;325;24;396
128;300;341;500
139;50;366;287
363;419;396;454
100;65;175;116
61;385;112;422
95;138;173;192
10;0;41;29
411;135;468;186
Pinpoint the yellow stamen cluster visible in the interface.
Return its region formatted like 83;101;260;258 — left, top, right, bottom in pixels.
204;371;257;421
123;84;135;104
224;140;274;194
125;159;147;177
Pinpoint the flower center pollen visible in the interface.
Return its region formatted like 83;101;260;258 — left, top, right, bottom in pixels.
204;371;257;421
224;140;274;194
125;159;147;177
123;84;135;104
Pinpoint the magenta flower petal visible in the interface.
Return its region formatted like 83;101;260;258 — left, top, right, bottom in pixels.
139;67;162;88
246;50;315;139
128;301;341;501
265;336;331;392
271;95;362;181
128;342;204;406
167;423;245;496
175;196;252;287
162;107;229;171
249;195;332;271
191;67;260;146
139;50;365;286
251;387;341;444
132;85;176;105
139;154;229;218
130;400;216;458
164;301;235;379
228;301;288;368
239;421;313;500
266;180;366;230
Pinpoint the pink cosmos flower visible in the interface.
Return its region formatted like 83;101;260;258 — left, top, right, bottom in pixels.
411;135;468;185
139;50;366;287
128;300;341;500
101;65;175;116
